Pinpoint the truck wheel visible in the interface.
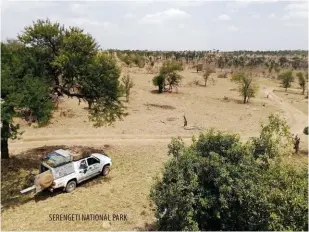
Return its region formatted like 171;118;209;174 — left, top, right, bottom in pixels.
101;165;110;176
65;180;76;193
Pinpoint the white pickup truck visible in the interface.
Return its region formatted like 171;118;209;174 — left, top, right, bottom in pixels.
21;149;112;194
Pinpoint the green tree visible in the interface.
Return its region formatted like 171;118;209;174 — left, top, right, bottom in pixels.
278;71;294;92
1;42;54;159
203;65;215;86
152;73;165;93
1;19;126;158
231;70;259;104
121;74;134;102
152;60;183;93
297;72;306;95
151;121;308;231
250;113;293;165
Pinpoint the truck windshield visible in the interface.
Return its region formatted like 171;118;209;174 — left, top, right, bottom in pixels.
42;152;71;168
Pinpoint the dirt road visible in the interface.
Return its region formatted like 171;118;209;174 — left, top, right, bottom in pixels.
262;85;308;135
9;86;307;154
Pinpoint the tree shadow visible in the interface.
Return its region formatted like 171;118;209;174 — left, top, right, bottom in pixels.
150;89;160;94
274;89;303;95
149;89;182;95
134;222;157;231
144;103;176;110
1;145;110;210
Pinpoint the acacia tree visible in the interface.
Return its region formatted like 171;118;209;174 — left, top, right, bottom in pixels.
152;60;183;93
231;70;259;104
203;65;215;86
279;71;294;92
1;19;126;158
297;72;306;95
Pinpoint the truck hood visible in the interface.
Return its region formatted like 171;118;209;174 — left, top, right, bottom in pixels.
92;153;112;164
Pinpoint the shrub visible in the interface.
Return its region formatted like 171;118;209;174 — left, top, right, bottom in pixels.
303;126;308;135
150;118;308;231
152;74;165;93
297;72;306;95
121;74;134;102
196;63;203;73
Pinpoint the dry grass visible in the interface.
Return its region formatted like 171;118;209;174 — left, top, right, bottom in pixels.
1;144;168;231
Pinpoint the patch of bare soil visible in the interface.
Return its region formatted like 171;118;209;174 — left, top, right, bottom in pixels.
274;88;308;115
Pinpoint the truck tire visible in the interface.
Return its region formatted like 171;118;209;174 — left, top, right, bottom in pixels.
101;165;110;176
38;171;54;189
65;180;77;193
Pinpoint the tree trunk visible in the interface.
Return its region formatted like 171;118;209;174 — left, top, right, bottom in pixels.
88;100;93;109
243;96;247;104
285;88;287;92
1;137;9;159
303;87;305;95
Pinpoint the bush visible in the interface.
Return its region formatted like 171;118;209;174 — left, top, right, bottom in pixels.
303;126;308;135
121;74;134;102
150;117;308;231
297;72;306;95
152;74;165;93
196;63;203;73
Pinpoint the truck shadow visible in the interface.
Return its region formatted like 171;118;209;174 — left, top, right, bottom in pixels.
1;145;110;210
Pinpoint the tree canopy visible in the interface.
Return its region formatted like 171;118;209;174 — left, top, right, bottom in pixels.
1;19;126;158
150;114;308;231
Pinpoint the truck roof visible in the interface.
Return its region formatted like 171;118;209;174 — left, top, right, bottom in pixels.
42;149;91;168
54;149;71;158
42;150;73;168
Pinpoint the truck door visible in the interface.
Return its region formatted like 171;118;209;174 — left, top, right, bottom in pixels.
78;159;89;181
86;157;101;176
